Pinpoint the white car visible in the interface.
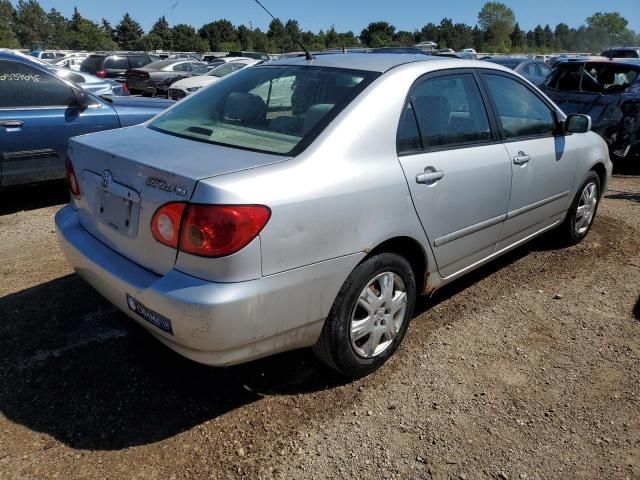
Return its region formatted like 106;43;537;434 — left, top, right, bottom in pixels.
168;59;260;100
50;56;86;71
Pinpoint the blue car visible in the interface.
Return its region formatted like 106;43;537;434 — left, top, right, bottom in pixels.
0;51;173;188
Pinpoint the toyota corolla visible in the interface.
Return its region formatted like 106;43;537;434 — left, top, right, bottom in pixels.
56;54;611;377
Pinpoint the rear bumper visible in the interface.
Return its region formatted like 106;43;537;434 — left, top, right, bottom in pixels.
55;205;361;366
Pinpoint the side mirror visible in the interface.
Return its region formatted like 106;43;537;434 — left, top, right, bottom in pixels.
71;88;92;109
565;114;592;134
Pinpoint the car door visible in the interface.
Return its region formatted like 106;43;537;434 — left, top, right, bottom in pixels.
397;70;512;278
0;59;120;187
480;71;578;250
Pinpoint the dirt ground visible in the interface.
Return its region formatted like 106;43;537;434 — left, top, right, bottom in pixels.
0;175;639;480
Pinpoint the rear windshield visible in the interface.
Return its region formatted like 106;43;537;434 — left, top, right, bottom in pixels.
547;62;640;93
145;59;179;70
81;55;103;72
149;65;378;156
488;59;520;70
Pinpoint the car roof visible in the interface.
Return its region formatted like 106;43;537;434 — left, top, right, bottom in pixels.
266;53;456;72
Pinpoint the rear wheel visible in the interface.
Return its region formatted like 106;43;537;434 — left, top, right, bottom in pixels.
313;253;416;377
558;172;600;244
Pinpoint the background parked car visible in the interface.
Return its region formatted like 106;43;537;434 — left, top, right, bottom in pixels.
1;49;129;97
30;50;65;61
80;53;153;82
540;58;640;161
168;58;260;100
49;55;86;71
226;51;270;60
0;51;172;188
126;59;205;96
601;47;640;59
484;57;552;85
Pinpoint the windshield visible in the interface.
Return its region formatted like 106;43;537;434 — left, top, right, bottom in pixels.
207;62;246;77
149;65;378;156
145;59;179;70
190;65;212;76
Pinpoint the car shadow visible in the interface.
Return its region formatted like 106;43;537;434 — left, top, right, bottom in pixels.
0;181;69;216
634;295;640;321
605;190;640;204
0;274;347;451
0;230;572;451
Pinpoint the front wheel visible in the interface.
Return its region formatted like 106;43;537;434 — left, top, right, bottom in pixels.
558;172;601;244
313;253;416;377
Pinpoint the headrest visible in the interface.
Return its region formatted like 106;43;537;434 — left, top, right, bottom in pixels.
223;92;266;125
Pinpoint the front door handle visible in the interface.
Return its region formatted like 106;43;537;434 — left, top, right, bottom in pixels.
1;120;24;128
513;151;531;165
416;167;445;185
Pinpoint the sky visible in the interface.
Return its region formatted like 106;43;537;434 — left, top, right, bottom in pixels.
19;0;640;34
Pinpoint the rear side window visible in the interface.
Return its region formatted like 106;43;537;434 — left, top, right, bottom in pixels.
404;73;492;150
484;74;555;139
104;56;129;69
0;60;76;108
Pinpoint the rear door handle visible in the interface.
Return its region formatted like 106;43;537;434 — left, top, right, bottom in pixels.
1;120;24;128
416;167;445;185
513;151;531;165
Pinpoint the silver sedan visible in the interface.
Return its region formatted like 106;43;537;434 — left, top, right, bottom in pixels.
56;54;611;377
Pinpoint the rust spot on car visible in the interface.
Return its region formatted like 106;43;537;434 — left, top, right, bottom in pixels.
422;270;438;297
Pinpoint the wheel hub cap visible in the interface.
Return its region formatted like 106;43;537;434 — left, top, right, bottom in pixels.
575;182;598;235
350;272;408;359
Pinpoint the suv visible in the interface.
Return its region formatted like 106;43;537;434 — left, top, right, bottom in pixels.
600;47;640;59
81;53;152;81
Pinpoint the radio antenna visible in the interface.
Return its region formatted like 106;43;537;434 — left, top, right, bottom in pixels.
253;0;313;60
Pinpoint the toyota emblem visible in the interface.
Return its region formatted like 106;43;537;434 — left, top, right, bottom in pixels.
101;170;113;188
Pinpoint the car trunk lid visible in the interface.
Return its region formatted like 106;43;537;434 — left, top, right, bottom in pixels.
69;125;287;275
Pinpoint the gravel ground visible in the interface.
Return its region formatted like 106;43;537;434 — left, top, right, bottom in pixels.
0;176;639;480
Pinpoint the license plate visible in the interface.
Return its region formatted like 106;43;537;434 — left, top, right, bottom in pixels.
126;295;173;334
99;190;135;236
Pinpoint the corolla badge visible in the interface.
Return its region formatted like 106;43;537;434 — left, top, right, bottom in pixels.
145;177;187;196
101;170;113;188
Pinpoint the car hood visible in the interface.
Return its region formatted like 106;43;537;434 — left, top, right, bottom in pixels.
172;76;219;89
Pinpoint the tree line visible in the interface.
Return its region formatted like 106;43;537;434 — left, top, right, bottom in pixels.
0;0;638;53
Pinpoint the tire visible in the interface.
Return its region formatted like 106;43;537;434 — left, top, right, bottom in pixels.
558;171;601;245
313;253;416;377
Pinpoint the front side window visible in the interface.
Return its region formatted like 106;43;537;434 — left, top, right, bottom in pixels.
150;65;378;155
403;73;492;150
0;60;76;108
484;74;555;139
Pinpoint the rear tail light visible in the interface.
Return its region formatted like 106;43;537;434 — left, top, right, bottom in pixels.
65;158;81;199
150;203;271;257
95;70;106;78
151;202;187;248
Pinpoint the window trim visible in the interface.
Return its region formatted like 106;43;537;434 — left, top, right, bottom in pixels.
477;68;563;143
397;68;500;157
